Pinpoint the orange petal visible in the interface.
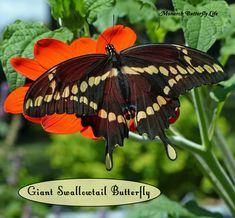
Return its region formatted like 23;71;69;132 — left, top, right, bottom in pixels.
80;126;101;140
96;25;137;53
4;83;31;114
41;114;83;134
23;114;42;124
70;38;97;57
11;58;46;81
34;38;74;69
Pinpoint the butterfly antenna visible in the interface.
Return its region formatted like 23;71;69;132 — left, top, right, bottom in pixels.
112;14;115;26
108;15;117;44
100;33;109;45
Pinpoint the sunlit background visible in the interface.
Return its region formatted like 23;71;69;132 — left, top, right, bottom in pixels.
0;0;50;32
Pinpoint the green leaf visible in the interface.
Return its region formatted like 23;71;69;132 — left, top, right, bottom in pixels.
220;36;235;61
172;0;188;11
173;0;208;11
146;10;181;43
48;0;115;29
158;10;181;32
172;0;229;51
94;0;158;32
220;4;235;61
48;0;86;18
137;0;156;9
48;0;69;17
74;0;87;17
185;200;223;218
85;0;115;24
48;0;86;30
126;195;198;218
126;195;223;218
221;3;235;37
210;73;235;102
0;20;73;91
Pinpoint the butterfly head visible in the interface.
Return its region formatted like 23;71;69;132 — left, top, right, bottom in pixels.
105;44;116;56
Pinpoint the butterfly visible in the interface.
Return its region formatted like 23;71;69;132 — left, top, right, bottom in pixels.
24;41;226;170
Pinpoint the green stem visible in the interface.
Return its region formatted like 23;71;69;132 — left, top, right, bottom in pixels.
194;155;230;206
194;153;235;215
129;132;204;155
4;115;21;147
3;115;22;186
208;101;225;140
192;89;210;148
191;87;235;215
130;130;235;214
84;22;90;37
170;135;204;155
170;128;235;208
170;130;235;210
130;85;235;214
215;129;235;184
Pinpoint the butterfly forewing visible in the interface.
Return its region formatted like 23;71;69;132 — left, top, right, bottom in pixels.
24;54;109;117
121;44;226;98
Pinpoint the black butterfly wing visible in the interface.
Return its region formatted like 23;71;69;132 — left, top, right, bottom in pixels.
24;54;110;117
81;75;129;170
125;73;180;160
121;44;226;98
24;54;130;170
120;44;226;158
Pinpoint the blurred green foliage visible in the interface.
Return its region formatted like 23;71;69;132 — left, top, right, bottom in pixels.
127;195;223;218
48;0;115;30
172;0;229;51
0;0;235;217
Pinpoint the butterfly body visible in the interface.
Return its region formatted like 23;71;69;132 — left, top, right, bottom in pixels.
24;43;227;170
103;44;135;122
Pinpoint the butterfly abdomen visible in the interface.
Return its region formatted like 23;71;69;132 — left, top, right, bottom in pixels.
117;67;130;102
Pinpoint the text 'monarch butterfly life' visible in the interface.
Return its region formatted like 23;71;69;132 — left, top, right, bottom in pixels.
23;25;227;170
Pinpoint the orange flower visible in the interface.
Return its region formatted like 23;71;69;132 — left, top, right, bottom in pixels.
4;25;179;138
4;25;136;138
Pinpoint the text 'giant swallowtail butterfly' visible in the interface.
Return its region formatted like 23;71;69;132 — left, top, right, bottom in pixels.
24;27;227;170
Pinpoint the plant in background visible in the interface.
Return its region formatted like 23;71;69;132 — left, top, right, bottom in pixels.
0;0;235;217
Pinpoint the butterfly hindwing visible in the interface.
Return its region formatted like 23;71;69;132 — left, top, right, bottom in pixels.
126;73;179;159
81;75;129;170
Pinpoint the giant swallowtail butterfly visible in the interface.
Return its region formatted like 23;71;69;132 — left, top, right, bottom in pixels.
24;42;226;170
